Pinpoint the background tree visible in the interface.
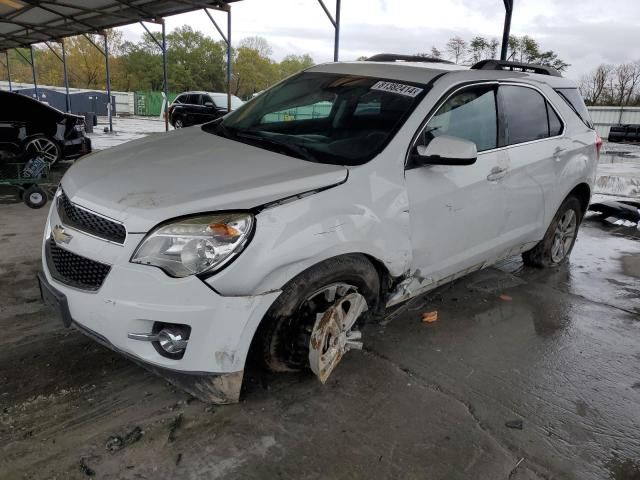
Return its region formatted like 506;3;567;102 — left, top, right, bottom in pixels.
238;36;273;57
232;41;278;98
579;64;612;105
468;36;489;64
446;36;467;64
278;54;314;79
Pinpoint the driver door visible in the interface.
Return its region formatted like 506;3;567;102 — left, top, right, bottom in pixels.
405;83;509;286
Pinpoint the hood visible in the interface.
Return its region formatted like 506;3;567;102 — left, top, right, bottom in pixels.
62;127;348;232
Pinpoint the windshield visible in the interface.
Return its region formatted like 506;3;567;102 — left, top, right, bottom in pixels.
203;72;428;165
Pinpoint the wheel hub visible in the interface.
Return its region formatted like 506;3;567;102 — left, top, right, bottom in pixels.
308;292;367;383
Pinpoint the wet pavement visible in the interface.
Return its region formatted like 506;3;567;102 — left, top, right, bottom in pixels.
1;126;639;478
597;143;640;198
0;203;639;479
88;116;170;151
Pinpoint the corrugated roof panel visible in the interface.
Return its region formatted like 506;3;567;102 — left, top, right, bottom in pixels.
0;0;241;50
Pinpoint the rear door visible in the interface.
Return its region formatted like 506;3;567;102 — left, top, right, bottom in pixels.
201;95;220;122
183;94;200;125
498;84;563;246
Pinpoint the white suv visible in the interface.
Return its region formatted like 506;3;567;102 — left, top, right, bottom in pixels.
38;56;599;403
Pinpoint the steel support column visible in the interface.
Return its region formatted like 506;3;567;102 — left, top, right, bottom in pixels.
140;20;170;132
317;0;341;61
44;41;71;112
334;0;341;62
161;19;169;132
103;33;113;132
205;5;232;111
226;6;232;111
4;51;11;92
61;39;70;112
29;45;38;100
500;0;513;61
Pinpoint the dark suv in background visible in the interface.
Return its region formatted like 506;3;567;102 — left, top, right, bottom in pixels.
168;91;244;128
0;91;91;164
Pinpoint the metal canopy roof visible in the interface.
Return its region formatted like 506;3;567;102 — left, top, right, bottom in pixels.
0;0;241;51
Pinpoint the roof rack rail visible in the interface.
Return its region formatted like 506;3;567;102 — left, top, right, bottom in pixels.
471;59;562;77
366;53;454;65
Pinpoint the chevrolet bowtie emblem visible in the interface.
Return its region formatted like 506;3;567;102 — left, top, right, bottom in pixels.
52;225;72;244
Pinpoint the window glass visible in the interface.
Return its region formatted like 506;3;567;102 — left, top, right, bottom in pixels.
174;95;185;104
185;94;199;105
555;88;594;129
501;85;549;144
207;72;428;166
422;85;497;152
261;100;334;123
212;94;244;110
547;102;563;136
202;96;214;106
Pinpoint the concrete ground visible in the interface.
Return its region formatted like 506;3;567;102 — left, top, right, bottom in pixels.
0;119;639;479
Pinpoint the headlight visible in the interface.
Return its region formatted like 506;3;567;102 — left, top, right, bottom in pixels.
131;213;254;277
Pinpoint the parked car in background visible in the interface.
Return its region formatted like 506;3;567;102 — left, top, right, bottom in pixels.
0;91;91;164
38;57;598;404
168;91;244;128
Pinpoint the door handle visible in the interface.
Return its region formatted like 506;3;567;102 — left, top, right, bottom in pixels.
487;167;507;181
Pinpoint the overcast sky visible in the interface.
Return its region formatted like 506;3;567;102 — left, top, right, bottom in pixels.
119;0;640;81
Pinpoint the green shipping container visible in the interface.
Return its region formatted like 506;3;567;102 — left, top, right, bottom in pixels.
134;91;179;116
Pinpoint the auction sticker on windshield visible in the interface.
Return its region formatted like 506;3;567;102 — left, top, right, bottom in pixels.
371;81;423;98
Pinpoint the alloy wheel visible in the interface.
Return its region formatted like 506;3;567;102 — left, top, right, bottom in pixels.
302;283;367;383
25;137;59;163
551;209;577;263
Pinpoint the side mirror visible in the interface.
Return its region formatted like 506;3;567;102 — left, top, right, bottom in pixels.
415;135;477;166
204;102;214;108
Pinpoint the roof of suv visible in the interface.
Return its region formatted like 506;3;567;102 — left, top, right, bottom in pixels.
309;60;577;88
179;91;235;97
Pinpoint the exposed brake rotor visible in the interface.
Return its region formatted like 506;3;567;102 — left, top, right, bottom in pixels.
308;292;368;383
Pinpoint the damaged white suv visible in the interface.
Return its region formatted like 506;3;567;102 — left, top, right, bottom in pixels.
38;56;599;403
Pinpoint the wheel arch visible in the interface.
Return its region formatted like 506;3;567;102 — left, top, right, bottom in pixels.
565;182;591;217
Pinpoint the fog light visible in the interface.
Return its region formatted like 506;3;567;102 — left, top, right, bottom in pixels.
128;323;191;360
157;327;188;354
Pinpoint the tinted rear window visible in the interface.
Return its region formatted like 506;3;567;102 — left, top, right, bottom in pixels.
501;85;549;145
555;88;593;129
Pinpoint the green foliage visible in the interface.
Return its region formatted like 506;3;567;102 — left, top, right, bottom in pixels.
1;29;315;100
279;54;314;79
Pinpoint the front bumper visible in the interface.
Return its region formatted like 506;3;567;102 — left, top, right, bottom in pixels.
41;202;281;376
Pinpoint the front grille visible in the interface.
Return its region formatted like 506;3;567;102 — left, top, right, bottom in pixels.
57;191;126;244
46;238;111;291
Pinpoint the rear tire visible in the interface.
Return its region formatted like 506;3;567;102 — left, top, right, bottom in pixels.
23;135;61;164
257;255;380;372
522;196;583;268
173;117;184;129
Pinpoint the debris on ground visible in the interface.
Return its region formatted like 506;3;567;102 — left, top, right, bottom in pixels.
168;413;183;443
79;458;96;476
105;436;124;452
105;426;143;452
499;294;512;301
422;311;438;323
589;200;640;226
176;453;183;466
505;419;524;430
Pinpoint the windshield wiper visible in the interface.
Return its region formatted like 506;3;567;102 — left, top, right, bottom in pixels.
234;132;318;163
